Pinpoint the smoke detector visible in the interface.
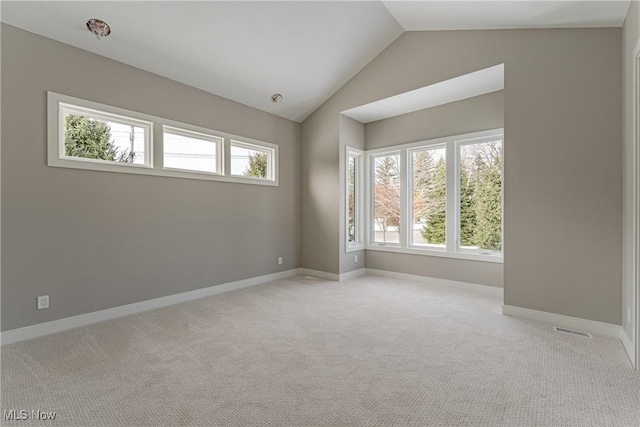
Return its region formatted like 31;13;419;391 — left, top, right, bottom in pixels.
271;93;283;103
86;19;111;39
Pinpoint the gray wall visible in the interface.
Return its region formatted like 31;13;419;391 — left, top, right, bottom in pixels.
622;2;639;342
300;102;340;274
301;29;622;324
364;91;504;288
1;25;301;331
366;251;502;288
365;91;504;150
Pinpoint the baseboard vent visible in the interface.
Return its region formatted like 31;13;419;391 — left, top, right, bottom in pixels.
554;326;592;338
303;276;320;280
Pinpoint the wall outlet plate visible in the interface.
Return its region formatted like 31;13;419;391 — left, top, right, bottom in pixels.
37;295;49;310
278;257;283;265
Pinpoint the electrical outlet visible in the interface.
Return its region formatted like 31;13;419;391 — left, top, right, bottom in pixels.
278;257;283;265
355;255;358;263
37;295;49;310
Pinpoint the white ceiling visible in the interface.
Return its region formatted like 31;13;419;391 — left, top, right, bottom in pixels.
383;1;631;31
342;64;504;123
0;1;403;123
0;1;631;123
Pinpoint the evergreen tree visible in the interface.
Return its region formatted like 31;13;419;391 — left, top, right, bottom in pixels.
412;150;434;223
244;152;268;178
421;157;447;244
472;144;502;250
65;114;134;162
459;165;477;247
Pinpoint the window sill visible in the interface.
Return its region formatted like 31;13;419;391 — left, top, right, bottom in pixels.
49;156;279;186
365;245;503;263
346;243;364;253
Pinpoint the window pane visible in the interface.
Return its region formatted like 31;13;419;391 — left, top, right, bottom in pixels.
231;143;270;179
459;140;503;251
412;147;446;246
373;154;400;244
164;130;219;173
64;113;145;165
348;155;357;244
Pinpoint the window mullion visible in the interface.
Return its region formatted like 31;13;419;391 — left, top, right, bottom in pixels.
400;148;409;248
224;138;231;176
365;154;373;246
153;124;163;169
446;142;457;252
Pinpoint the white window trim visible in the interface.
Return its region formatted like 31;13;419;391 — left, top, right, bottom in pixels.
345;146;365;253
407;143;448;251
455;136;504;257
162;125;224;176
365;128;504;263
229;139;278;182
52;100;154;170
368;150;402;247
47;92;279;186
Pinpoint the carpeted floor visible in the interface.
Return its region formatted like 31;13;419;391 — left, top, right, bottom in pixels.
1;274;639;426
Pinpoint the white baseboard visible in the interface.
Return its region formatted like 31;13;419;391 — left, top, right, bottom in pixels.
297;268;340;281
502;304;621;339
365;268;503;297
297;267;365;282
2;267;624;350
339;268;366;281
621;330;636;368
0;269;298;346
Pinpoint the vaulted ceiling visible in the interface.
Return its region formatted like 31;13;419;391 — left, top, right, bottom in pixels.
1;1;631;122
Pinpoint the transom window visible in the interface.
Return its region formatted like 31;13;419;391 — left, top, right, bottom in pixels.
230;140;276;181
60;104;152;167
163;126;223;175
48;92;278;186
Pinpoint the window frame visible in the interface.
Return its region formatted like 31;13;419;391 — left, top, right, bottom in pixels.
364;129;504;263
229;139;278;182
162;125;224;176
455;136;504;257
345;146;365;252
408;143;448;251
368;150;402;247
47;92;279;186
52;100;154;171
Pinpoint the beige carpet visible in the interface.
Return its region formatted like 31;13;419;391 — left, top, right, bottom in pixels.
1;274;639;426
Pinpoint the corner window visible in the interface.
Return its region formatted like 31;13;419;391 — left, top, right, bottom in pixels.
372;152;401;245
365;129;503;262
346;147;364;251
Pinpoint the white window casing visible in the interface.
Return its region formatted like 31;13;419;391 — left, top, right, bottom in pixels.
364;128;504;263
346;146;365;252
48;92;279;186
